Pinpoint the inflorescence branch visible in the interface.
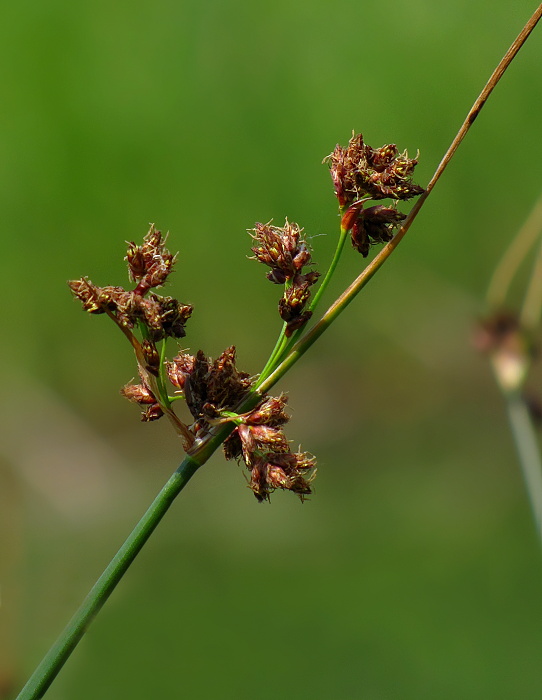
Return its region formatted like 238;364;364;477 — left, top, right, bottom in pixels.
69;133;424;502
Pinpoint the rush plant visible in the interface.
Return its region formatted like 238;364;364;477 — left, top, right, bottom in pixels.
476;195;542;545
15;6;542;699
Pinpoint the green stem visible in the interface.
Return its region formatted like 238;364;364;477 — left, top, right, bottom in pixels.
257;233;400;394
257;321;288;383
309;223;349;315
486;195;542;311
257;224;349;387
256;0;542;394
16;458;201;700
258;276;296;383
15;389;267;700
156;338;171;407
505;392;542;546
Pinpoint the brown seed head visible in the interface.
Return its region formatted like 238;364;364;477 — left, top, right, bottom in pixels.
120;382;157;405
141;404;165;421
245;394;289;426
250;424;290;452
183;347;253;422
247;450;316;502
349;204;407;257
224;392;316;502
68;278;103;313
121;373;164;422
278;280;312;322
126;224;176;295
324;132;424;206
134;294;193;341
166;352;196;389
68;278;128;315
250;219;315;282
206;347;253;411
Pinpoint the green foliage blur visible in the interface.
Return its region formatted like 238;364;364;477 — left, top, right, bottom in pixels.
2;1;542;698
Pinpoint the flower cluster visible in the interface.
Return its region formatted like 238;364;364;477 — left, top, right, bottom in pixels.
71;223;315;502
69;225;195;449
70;129;424;501
166;347;315;501
68;225;192;342
342;201;408;257
223;395;316;502
325;132;424;206
324;133;424;257
166;346;253;434
250;219;320;335
121;369;165;422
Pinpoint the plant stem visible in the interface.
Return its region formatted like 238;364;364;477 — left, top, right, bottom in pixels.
259;4;542;391
15;390;266;700
257;225;349;387
258;3;542;393
257;321;288;383
156;338;171;408
487;195;542;311
505;392;542;546
520;235;542;331
16;457;200;700
258;278;296;383
308;225;349;316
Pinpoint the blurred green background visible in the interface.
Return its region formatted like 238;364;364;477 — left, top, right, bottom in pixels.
2;0;542;698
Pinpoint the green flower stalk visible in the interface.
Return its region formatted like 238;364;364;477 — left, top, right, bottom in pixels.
257;133;424;385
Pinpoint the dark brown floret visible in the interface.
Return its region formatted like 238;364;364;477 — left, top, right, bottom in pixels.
324;132;425;207
283;311;313;337
206;347;252;410
278;279;312;322
166;352;196;389
223;395;316;502
277;272;319;336
247;451;316;502
249;219;320;334
349;204;407;257
244;394;289;426
250;220;314;283
69;285;192;342
120;373;164;422
125;224;176;295
141;404;165;422
120;382;157;405
238;423;290;461
181;347;253;423
223;431;243;461
68;278;128;315
147;295;193;341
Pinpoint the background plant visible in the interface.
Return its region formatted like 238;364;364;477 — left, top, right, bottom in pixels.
2;2;542;699
477;195;542;544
